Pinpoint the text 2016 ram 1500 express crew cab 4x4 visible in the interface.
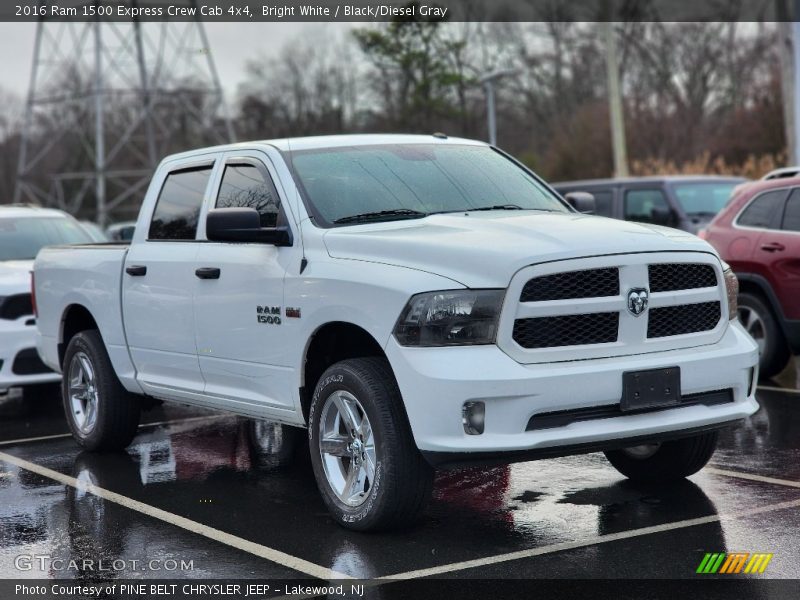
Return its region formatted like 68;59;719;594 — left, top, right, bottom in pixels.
34;135;759;530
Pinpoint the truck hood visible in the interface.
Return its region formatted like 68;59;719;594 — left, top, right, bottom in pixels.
0;260;33;296
323;212;717;287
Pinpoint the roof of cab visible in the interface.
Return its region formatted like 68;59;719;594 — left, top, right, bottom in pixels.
0;204;71;219
161;133;488;163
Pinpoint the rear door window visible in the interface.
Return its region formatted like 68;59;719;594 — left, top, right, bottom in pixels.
737;189;788;230
149;167;213;240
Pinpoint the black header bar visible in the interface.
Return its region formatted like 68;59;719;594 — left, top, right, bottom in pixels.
0;0;791;23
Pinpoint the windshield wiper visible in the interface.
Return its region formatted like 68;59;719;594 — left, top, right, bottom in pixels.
468;204;523;211
430;204;526;215
333;208;428;224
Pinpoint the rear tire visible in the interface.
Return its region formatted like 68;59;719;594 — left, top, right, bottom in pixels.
738;292;790;379
308;357;433;531
62;330;141;451
604;431;719;482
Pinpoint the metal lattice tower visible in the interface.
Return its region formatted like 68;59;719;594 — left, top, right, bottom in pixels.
14;1;235;225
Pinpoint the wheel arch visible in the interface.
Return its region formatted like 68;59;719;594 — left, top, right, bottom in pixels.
736;273;799;349
59;304;100;368
300;321;390;422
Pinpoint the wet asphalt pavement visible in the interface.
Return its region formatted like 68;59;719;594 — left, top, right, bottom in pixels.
1;376;800;597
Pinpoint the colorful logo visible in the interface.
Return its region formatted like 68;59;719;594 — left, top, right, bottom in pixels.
696;552;773;574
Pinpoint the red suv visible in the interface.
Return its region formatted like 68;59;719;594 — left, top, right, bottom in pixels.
703;178;800;378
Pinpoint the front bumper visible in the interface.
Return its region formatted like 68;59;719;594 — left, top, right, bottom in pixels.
386;321;759;464
0;318;59;392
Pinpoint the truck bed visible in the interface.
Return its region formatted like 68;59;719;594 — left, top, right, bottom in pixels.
34;245;129;374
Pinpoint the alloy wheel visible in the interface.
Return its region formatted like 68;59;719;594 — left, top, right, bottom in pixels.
318;390;377;506
67;351;99;435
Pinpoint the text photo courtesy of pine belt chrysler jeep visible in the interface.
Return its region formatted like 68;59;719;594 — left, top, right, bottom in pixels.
33;135;759;531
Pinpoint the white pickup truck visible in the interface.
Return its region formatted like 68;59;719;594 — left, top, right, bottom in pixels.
34;134;759;530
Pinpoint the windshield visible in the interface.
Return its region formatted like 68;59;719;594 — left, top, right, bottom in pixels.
0;216;94;261
671;181;741;216
289;144;568;225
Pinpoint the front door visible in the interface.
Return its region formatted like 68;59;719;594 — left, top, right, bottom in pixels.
193;153;298;415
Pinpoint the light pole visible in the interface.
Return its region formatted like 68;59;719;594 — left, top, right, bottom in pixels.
604;20;629;178
479;69;517;146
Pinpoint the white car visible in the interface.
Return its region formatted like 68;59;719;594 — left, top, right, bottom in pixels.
33;135;759;530
1;205;95;395
761;166;800;180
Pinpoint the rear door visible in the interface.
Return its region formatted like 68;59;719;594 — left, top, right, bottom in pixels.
193;151;299;415
753;187;800;320
123;160;215;397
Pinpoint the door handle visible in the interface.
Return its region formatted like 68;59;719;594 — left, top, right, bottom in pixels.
195;267;221;280
760;242;786;253
125;265;147;276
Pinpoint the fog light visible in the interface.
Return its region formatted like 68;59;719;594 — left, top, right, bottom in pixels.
462;401;485;435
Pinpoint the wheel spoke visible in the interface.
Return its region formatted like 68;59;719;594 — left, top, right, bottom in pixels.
320;435;350;457
84;398;95;425
78;355;94;382
364;450;376;483
71;383;88;399
359;418;372;443
333;392;360;433
343;461;362;501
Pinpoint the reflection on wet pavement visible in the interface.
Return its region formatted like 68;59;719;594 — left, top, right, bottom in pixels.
0;387;799;580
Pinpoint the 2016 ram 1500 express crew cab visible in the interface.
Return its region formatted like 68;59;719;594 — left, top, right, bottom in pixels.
34;135;759;530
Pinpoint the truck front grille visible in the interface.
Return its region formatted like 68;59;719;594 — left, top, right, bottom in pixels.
520;267;619;302
0;294;33;320
512;313;619;348
648;263;716;292
500;254;726;363
647;302;721;338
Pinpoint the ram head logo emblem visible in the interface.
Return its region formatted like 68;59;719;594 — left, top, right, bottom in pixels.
627;288;649;316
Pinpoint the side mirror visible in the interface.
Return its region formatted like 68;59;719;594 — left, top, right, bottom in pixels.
206;208;293;246
650;206;674;226
564;191;596;214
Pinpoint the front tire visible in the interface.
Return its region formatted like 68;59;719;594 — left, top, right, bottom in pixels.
62;330;141;451
604;431;719;482
308;357;433;531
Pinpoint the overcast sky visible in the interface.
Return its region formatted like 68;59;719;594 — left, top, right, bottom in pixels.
0;22;351;101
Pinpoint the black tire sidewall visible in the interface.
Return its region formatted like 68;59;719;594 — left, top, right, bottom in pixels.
61;330;138;451
308;361;401;530
605;431;719;482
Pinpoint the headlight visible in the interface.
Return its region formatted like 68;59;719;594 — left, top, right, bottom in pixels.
723;266;738;320
394;289;504;346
